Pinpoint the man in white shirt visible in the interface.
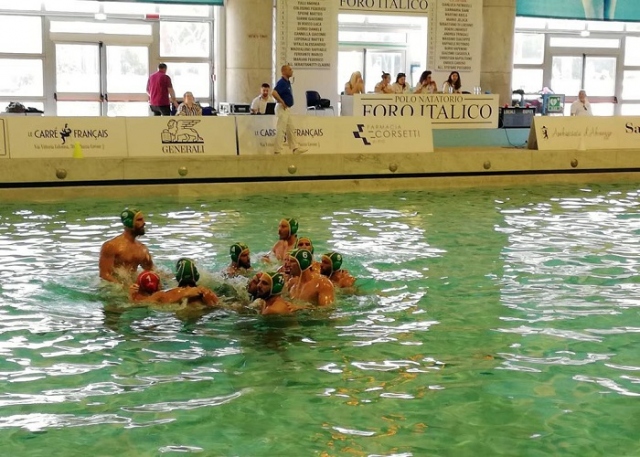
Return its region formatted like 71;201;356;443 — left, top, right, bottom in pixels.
251;83;275;114
570;90;593;116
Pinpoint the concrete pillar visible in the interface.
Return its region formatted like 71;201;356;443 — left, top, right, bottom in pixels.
225;0;273;104
480;0;516;106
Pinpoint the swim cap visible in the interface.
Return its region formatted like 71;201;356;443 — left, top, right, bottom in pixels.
120;208;140;228
322;252;343;274
282;218;299;237
176;258;200;287
295;237;314;254
262;271;285;296
137;270;160;294
230;243;249;262
289;248;313;271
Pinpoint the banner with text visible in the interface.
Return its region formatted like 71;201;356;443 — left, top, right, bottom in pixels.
6;117;127;158
126;117;237;157
0;118;7;158
236;116;433;154
528;116;640;150
350;93;499;129
517;0;640;22
338;0;429;14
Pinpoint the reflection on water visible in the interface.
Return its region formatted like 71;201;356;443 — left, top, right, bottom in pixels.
0;184;639;455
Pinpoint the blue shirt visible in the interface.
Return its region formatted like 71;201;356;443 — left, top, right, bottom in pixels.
274;77;294;108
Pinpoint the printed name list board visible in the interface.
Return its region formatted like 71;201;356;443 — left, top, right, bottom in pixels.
277;0;335;69
429;0;481;72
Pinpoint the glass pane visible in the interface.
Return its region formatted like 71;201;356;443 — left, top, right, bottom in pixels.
549;37;619;49
365;51;403;94
107;102;149;117
167;62;210;98
107;46;149;93
1;101;43;112
0;59;43;96
45;0;99;13
56;44;99;93
515;17;547;29
584;57;616;96
367;15;426;26
622;71;640;100
160;22;210;58
591;103;614;116
0;16;41;54
551;56;582;97
0;0;41;11
56;101;100;116
625;37;640;66
512;69;543;93
339;31;407;44
158;4;210;17
338;14;366;24
627;23;640;32
513;33;544;65
103;1;156;14
338;50;364;95
587;20;624;31
50;21;152;35
621;104;640;115
547;19;585;31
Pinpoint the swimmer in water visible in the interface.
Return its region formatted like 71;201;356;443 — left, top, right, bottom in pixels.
320;252;356;288
129;270;214;305
227;243;252;277
267;218;299;262
295;236;321;273
99;208;154;283
174;258;219;307
256;271;305;315
287;249;334;306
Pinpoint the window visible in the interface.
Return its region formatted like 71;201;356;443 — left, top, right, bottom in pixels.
587;21;624;32
56;102;101;116
513;33;544;65
56;44;100;93
0;0;41;11
160;22;210;58
625;37;640;66
0;59;43;96
102;2;157;15
339;31;407;44
50;21;152;36
0;16;42;54
167;62;211;98
621;104;640;115
549;37;620;49
512;69;543;93
106;46;149;93
45;0;99;13
622;71;640;100
514;17;546;29
547;19;585;31
158;4;210;17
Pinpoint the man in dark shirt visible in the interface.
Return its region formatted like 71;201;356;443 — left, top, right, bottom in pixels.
146;63;178;116
271;65;307;155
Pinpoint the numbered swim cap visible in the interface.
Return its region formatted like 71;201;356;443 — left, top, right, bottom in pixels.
289;248;313;271
230;243;249;262
176;258;200;287
282;218;299;237
295;237;314;254
137;270;160;294
322;252;343;274
262;271;285;296
120;208;140;228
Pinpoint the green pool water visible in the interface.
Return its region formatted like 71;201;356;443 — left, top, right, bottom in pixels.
1;183;639;456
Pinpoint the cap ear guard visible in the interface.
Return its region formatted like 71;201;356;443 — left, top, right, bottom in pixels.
290;248;312;271
121;208;140;228
285;218;299;236
264;271;285;295
323;252;343;273
230;243;249;262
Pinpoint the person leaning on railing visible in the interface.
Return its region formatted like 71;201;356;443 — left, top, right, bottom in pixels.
176;91;202;116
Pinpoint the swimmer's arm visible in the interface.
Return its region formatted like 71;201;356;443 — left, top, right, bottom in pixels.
198;286;219;307
262;299;301;315
317;279;335;307
99;242;118;282
154;287;202;304
141;248;154;271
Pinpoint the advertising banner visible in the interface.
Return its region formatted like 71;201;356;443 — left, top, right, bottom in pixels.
529;116;625;150
126;117;237;157
0;117;7;158
517;0;638;22
6;117;127;158
350;93;499;129
338;0;429;15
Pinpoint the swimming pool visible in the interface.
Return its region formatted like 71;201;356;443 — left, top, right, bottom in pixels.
0;183;639;456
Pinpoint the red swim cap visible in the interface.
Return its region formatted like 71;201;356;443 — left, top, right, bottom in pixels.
137;271;160;294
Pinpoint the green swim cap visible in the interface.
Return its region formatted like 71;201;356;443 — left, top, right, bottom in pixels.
120;208;140;228
289;248;313;271
230;243;249;262
176;257;200;287
322;252;343;274
295;237;314;255
283;218;299;236
263;271;285;296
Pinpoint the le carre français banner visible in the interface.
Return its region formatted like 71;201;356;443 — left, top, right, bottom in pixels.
517;0;640;22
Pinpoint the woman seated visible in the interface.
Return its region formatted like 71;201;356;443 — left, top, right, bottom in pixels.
374;72;394;94
391;73;409;94
344;71;365;95
442;71;462;94
414;70;438;94
176;91;202;116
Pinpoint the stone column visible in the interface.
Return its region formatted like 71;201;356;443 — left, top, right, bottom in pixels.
480;0;516;106
225;0;274;104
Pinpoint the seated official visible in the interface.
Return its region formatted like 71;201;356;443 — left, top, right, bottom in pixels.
442;71;462;94
414;70;438;94
391;73;409;94
374;72;394;94
251;83;276;114
176;91;202;116
344;71;365;95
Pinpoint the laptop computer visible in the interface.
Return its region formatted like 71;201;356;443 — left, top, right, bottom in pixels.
264;102;276;115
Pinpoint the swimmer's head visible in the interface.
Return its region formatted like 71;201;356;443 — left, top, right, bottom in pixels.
257;271;285;298
288;248;313;276
321;252;343;276
230;243;251;268
175;258;200;287
295;236;314;254
137;270;160;294
278;218;299;240
247;273;261;300
120;208;145;236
